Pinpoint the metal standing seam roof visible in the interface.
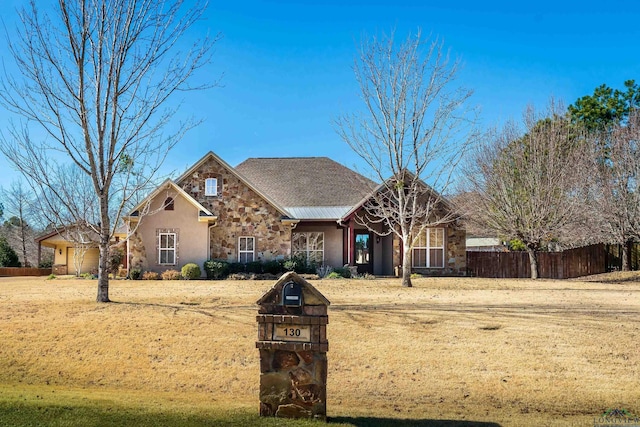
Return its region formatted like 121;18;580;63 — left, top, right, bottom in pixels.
284;206;354;220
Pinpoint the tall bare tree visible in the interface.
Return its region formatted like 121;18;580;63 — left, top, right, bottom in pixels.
462;103;591;279
335;30;477;287
0;0;218;301
1;181;38;267
590;111;640;270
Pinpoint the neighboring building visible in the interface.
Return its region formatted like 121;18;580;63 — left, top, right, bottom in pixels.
36;224;101;275
123;151;467;276
466;236;505;252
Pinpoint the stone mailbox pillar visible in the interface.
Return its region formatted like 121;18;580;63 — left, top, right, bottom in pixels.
256;271;330;420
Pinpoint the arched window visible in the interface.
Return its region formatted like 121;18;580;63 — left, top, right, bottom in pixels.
164;197;174;211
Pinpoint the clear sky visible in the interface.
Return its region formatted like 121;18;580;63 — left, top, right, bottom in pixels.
1;0;639;190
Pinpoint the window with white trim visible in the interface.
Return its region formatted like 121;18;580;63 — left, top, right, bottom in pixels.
158;233;176;265
412;228;444;268
238;236;255;263
205;178;218;196
292;232;324;265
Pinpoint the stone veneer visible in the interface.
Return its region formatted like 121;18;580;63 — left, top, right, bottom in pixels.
177;155;292;262
256;273;329;420
392;224;467;276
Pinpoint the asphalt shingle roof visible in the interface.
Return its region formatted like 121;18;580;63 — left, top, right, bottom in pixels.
235;157;377;209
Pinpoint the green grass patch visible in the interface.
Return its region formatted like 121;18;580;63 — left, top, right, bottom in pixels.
0;386;348;427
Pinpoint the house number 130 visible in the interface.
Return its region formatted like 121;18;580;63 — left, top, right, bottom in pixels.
284;328;302;337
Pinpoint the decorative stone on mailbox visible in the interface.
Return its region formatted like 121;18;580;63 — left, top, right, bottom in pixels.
256;271;329;420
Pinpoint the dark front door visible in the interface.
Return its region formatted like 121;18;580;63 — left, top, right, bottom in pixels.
354;231;372;274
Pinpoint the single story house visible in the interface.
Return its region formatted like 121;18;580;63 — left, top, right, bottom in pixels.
123;151;466;276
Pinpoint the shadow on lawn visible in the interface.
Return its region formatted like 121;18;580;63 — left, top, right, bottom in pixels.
330;417;501;427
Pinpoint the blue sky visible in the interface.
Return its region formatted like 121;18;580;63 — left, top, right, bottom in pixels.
1;0;640;190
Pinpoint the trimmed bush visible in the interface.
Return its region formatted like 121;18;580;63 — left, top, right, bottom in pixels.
263;260;284;275
332;266;352;278
129;268;142;280
161;269;181;280
246;261;263;274
181;263;201;280
142;271;160;280
203;259;229;279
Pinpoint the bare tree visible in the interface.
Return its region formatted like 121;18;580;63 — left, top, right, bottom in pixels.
335;30;476;287
1;181;38;267
462;102;591;279
0;0;219;301
589;111;640;270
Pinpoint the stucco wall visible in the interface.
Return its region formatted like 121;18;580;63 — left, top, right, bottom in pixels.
130;189;210;273
293;223;343;268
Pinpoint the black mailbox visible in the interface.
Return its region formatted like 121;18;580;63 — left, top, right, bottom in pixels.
281;281;303;307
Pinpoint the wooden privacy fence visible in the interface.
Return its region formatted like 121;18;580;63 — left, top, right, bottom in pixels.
0;267;53;277
467;244;607;279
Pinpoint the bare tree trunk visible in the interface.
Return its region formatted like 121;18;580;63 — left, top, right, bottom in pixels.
97;198;111;303
401;240;413;287
621;240;632;271
526;247;539;279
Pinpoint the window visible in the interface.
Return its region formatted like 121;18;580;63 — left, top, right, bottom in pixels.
164;197;174;211
238;237;255;263
205;178;218;196
292;232;324;265
159;233;176;265
412;228;444;268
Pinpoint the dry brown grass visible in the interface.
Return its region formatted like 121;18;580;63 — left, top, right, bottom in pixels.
1;274;639;426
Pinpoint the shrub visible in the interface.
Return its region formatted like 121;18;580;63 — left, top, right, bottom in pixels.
284;253;308;273
325;271;343;279
228;262;245;274
203;260;229;279
39;259;53;268
0;236;20;267
161;269;181;280
246;261;263;274
316;265;333;278
142;271;160;280
263;259;284;275
332;266;352;278
47;274;56;280
129;268;142;280
181;263;201;280
80;272;96;279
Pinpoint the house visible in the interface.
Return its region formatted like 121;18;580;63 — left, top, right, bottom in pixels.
35;224;106;275
122;151;466;276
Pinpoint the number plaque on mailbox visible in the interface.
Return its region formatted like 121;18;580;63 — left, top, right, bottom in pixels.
256;271;330;420
272;324;311;342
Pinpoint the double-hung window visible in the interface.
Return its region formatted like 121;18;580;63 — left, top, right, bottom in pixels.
292;232;324;265
159;233;176;265
205;178;218;196
238;236;255;263
412;228;444;268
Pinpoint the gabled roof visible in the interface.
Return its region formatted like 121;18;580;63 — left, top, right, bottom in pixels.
340;169;454;221
175;151;292;218
126;179;216;222
235;157;377;219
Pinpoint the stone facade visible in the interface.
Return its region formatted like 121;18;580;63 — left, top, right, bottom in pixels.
176;156;292;262
392;224;467;276
256;273;329;420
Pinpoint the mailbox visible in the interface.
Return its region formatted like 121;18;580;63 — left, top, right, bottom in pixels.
256;271;329;420
281;281;303;307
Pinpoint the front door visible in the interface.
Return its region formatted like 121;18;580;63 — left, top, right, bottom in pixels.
354;231;372;274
